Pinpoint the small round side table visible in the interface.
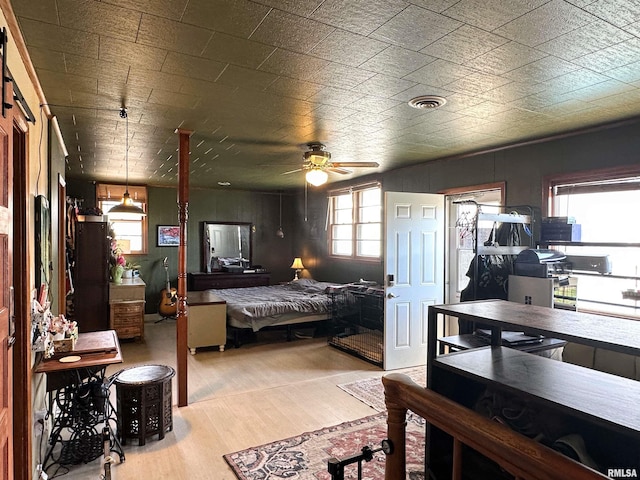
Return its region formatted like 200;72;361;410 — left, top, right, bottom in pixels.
115;364;175;446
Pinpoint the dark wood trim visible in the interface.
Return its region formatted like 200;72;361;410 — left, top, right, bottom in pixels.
176;128;191;407
0;0;51;118
12;109;30;480
437;181;506;206
57;174;65;315
542;164;640;217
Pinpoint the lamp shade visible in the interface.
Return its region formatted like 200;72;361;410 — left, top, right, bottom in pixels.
109;192;146;216
290;257;305;270
305;168;328;186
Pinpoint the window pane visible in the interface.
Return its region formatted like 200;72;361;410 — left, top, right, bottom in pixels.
100;199;146;254
332;224;352;241
357;224;381;257
335;194;352;209
359;188;380;206
357;223;381;240
359;205;380;222
551;174;640;319
335;209;353;224
555;190;640;243
332;240;352;256
357;240;380;257
329;187;381;259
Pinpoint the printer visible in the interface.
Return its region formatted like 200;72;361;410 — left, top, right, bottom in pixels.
515;248;612;277
514;249;568;278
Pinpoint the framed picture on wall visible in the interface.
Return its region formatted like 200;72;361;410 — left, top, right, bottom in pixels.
157;225;180;246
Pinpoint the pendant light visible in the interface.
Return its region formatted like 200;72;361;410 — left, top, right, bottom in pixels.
109;108;146;217
276;192;284;238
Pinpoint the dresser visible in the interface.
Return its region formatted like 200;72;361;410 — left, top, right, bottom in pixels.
109;278;146;340
187;290;226;354
187;271;270;291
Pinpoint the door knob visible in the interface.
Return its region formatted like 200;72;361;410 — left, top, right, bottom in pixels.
387;292;398;299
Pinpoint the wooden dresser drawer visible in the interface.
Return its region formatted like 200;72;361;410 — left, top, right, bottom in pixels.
114;325;142;338
112;301;144;316
110;300;145;340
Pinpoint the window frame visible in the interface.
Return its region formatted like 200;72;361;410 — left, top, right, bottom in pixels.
328;183;382;261
543;165;640;319
96;183;148;255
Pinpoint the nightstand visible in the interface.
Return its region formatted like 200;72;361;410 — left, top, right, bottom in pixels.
186;290;226;354
109;278;146;340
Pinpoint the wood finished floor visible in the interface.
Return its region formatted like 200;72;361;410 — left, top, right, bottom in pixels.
49;317;393;479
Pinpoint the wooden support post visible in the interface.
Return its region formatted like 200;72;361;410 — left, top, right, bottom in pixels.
176;128;192;407
383;375;407;480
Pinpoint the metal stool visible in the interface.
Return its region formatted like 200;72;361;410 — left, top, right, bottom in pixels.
114;364;175;446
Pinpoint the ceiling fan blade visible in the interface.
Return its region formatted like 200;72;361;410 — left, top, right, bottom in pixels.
281;168;303;175
328;167;352;175
331;161;379;168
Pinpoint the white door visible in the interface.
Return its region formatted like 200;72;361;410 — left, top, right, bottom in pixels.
384;192;445;370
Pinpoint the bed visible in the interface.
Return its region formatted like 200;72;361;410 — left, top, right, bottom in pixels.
205;279;341;346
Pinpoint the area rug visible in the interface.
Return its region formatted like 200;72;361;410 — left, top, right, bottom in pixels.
224;412;425;480
337;366;427;412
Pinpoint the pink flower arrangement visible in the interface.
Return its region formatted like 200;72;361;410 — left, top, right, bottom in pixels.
49;314;77;337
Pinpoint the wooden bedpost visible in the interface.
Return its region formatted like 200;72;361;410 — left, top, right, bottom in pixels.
176;128;192;407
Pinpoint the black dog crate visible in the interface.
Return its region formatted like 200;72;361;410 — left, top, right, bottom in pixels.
329;285;384;367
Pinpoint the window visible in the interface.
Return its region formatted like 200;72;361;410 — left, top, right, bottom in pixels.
545;167;640;318
329;185;381;259
96;183;148;254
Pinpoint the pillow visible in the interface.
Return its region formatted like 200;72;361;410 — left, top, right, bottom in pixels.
288;279;333;293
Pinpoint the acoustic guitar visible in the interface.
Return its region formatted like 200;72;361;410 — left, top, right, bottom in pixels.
158;257;177;318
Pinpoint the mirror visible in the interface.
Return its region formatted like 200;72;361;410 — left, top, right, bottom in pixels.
202;221;252;273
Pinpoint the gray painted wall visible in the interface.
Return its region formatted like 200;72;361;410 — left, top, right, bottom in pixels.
67;119;640;307
297;119;640;284
66;182;296;313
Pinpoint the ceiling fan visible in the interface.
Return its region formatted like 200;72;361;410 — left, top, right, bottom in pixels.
283;143;379;186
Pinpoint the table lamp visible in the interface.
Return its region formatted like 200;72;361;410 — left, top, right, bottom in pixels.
290;257;305;281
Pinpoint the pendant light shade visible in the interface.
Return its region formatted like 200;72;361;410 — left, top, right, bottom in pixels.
109;108;146;217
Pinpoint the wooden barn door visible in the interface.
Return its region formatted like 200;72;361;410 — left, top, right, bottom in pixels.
0;46;14;480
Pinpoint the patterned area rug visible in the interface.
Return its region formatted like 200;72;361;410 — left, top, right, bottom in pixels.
223;412;425;480
337;366;427;411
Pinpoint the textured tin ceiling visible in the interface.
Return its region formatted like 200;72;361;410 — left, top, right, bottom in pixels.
10;0;640;190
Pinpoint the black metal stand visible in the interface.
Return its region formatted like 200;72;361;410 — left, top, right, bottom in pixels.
327;439;393;480
43;367;124;474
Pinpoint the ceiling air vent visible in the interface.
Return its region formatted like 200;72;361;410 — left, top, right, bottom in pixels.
408;95;447;110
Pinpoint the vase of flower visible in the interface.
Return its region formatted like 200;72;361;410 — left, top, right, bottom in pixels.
111;265;124;284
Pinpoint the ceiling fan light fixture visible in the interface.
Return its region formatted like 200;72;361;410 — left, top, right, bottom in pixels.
306;168;328;186
304;143;331;166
